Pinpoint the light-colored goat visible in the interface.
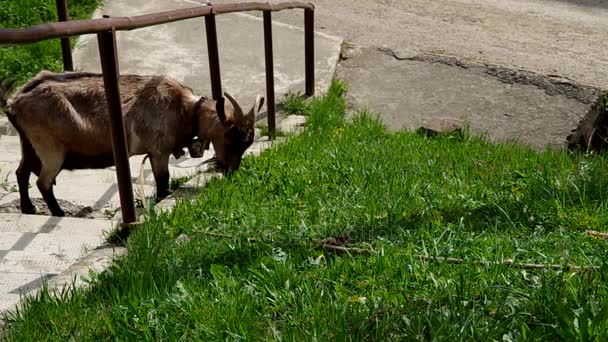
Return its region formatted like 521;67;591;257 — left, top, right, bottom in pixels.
2;71;263;216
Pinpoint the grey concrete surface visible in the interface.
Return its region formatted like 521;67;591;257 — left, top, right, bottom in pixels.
0;214;113;314
214;0;608;90
338;47;598;148
72;0;342;107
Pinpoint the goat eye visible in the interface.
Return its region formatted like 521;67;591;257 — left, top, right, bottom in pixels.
226;127;240;140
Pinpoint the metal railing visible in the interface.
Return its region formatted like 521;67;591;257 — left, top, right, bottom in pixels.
0;0;315;226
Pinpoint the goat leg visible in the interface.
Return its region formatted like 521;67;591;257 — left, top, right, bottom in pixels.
15;139;41;214
36;152;65;217
149;154;171;200
15;162;35;214
38;185;64;217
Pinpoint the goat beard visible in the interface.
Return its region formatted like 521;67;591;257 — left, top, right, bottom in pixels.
204;156;222;172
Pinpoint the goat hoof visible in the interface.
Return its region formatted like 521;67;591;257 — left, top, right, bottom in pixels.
20;204;37;215
156;194;169;201
50;209;65;217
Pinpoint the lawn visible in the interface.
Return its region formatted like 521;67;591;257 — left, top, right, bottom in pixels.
0;0;100;87
3;80;608;340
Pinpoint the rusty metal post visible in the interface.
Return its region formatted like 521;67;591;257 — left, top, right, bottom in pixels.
205;13;225;121
263;11;276;139
97;28;136;224
55;0;73;71
304;8;314;96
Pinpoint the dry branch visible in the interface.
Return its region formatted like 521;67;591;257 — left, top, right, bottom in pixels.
586;230;608;240
417;255;596;272
317;243;370;255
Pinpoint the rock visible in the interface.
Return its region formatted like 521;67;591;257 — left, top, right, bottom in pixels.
175;233;191;244
392;48;419;60
567;93;608;151
417;117;464;136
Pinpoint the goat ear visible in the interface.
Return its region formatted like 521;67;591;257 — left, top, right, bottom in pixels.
246;95;265;125
215;97;226;124
256;96;265;115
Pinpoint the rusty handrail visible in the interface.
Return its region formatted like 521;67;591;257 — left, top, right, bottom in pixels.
0;1;314;45
55;0;73;71
0;1;315;226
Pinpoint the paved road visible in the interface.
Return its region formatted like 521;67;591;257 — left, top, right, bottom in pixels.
210;0;607;146
218;0;608;90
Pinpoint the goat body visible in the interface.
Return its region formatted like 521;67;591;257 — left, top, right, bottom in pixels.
4;71;262;216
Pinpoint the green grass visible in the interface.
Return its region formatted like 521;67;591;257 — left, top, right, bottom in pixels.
0;0;100;87
281;91;310;116
4;80;608;340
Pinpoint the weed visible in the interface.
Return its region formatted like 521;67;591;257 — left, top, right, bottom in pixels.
280;91;309;116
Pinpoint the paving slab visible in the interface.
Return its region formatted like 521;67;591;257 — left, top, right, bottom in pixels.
72;0;343;108
0;182;156;212
338;47;600;148
0;214;110;234
0;295;20;314
0;135;20;163
0;215;112;313
277;114;306;134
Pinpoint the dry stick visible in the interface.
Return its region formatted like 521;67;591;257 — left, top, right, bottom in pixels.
315;242;596;271
199;231;257;242
417;255;597;272
202;231;235;238
317;243;370;255
586;230;608;240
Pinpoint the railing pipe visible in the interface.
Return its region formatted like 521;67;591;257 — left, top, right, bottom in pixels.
97;28;137;224
204;13;225;121
263;11;276;139
0;2;314;45
55;0;73;71
304;8;314;96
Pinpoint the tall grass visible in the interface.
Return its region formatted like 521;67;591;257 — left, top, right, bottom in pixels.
0;0;100;86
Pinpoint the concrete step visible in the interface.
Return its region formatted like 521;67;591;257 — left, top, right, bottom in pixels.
0;182;156;218
0;214;112;276
277;115;306;134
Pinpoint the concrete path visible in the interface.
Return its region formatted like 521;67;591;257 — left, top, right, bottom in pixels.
218;0;608;90
338;47;599;148
0;0;341;321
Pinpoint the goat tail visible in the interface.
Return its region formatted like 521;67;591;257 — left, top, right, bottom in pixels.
0;77;17;113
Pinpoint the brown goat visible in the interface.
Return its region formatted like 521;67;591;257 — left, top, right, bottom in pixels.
3;71;263;217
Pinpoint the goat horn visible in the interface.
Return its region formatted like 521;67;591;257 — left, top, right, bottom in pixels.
224;92;244;120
